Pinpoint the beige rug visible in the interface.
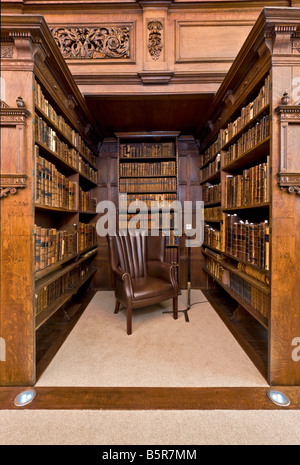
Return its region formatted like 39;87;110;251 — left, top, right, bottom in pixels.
1;409;300;445
36;290;267;387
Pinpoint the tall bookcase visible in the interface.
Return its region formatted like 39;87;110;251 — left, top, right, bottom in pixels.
0;15;100;386
199;7;300;386
116;132;180;278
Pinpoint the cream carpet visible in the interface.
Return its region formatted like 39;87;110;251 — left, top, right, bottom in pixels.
1;409;300;445
36;290;267;387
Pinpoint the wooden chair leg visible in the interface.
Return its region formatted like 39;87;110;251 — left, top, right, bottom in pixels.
127;307;132;335
114;300;120;314
173;296;178;320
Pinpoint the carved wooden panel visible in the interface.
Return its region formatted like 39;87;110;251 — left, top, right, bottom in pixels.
276;104;300;194
50;25;132;60
175;21;253;63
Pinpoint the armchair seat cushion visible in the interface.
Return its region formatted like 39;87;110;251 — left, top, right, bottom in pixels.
132;276;173;301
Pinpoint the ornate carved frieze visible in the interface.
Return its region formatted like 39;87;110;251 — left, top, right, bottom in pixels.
0;101;29;199
0;174;27;199
276;102;300;194
292;34;300;54
0;45;13;58
50;26;131;59
147;20;163;60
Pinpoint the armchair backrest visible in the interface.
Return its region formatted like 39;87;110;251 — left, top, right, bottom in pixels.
107;233;165;278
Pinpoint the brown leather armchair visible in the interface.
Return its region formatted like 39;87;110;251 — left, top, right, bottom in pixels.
107;233;178;334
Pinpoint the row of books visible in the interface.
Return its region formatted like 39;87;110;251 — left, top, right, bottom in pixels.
237;262;270;285
225;214;270;270
204;206;222;222
204;224;223;251
202;183;221;205
77;136;96;167
119;161;176;177
206;257;229;285
79;187;97;212
225;158;270;207
79;156;97;184
223;115;270;166
200;155;221;182
35;148;77;210
78;222;97;252
34;80;96;168
120;142;174;158
229;272;269;318
34;225;78;272
34;80;77;146
35;115;78;169
165;247;178;265
220;75;270;147
119;177;177;193
35;258;95;316
118;212;176;229
119;193;177;210
201;75;270;164
35;273;69;316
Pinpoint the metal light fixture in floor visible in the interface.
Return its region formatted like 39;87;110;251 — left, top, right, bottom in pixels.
266;389;291;407
14;389;37;407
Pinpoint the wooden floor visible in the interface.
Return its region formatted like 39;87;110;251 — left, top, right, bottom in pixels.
1;386;300;410
1;287;299;411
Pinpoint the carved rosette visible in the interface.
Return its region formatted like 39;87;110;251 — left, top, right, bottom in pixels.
147;20;163;60
50;26;131;59
0;174;27;199
276;103;300;194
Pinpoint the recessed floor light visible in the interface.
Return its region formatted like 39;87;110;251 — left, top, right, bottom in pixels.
14;389;37;407
266;389;290;407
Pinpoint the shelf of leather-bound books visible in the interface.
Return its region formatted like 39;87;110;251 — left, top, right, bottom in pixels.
79;150;97;170
35;205;78;214
203;266;268;329
119;174;177;179
220;104;270;151
35;140;78;175
200;170;221;185
222;250;270;276
119;156;177;162
221;136;271;172
35;105;79;153
78;170;98;189
35;292;73;330
202;242;223;254
223;203;270;212
35;252;79;282
200;151;220;170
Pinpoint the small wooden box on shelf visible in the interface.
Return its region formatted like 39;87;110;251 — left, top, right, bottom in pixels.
0;15;101;386
199;8;300;386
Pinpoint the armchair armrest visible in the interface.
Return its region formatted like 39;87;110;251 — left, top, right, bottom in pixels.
114;267;131;282
147;260;178;288
113;267;133;307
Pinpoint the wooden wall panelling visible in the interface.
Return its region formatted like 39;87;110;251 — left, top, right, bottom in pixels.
0;15;101;386
93;139;118;290
197;7;300;385
268;32;300;385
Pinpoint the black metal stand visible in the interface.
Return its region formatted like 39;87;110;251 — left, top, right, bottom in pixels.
163;246;192;322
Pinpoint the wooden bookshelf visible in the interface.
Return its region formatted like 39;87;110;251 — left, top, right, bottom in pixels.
116;131;181;278
0;15;101;386
199;8;300;386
